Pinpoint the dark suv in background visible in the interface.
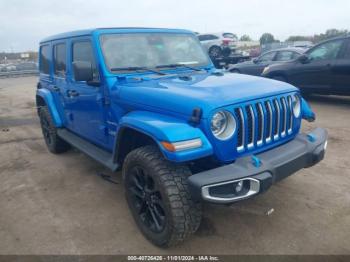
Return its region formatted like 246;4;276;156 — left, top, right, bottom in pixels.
262;36;350;95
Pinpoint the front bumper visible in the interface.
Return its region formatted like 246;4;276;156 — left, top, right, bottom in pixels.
188;128;328;204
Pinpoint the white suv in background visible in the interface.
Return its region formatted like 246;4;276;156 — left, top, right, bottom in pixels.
197;32;238;58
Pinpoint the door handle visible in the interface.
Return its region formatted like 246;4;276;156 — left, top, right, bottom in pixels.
67;90;79;97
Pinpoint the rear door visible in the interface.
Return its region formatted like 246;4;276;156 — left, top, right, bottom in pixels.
39;43;66;124
67;38;107;147
52;42;71;129
288;39;344;91
332;39;350;94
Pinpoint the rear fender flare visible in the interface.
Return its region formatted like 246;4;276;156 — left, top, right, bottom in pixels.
36;88;63;127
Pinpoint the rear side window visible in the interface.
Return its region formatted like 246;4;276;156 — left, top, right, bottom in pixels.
198;35;218;41
40;45;50;74
72;41;99;81
198;35;208;41
54;43;66;77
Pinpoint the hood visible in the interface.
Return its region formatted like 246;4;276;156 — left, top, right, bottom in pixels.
117;72;298;118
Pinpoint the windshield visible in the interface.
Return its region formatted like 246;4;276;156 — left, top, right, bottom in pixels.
99;33;210;72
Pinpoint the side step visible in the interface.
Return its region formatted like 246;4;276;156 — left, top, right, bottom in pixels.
57;129;119;171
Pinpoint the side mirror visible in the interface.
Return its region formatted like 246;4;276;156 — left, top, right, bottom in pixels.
73;61;93;82
253;58;259;64
298;54;309;64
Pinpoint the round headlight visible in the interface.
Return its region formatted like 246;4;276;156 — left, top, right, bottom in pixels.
292;95;301;118
211;111;236;140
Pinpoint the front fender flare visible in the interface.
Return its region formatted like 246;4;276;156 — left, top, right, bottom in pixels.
36;88;63;127
117;111;213;162
301;97;316;122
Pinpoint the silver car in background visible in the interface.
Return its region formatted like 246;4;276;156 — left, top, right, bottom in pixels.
197;32;239;58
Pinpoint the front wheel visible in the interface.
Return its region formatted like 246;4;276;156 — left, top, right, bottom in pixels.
123;146;202;247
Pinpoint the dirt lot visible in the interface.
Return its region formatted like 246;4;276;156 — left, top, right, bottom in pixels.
0;76;349;255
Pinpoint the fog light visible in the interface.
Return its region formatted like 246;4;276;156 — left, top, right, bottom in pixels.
235;181;243;192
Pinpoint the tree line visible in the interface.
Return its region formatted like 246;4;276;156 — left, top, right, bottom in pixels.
235;29;348;45
259;28;348;45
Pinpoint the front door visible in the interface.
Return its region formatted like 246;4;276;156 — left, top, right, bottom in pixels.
67;38;107;147
289;39;344;92
333;39;350;94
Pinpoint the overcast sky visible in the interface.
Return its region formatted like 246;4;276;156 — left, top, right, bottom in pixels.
0;0;349;52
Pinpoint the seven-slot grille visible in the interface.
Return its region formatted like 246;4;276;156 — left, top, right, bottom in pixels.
234;95;295;152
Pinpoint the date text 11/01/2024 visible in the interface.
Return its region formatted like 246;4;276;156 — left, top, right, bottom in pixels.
127;255;219;261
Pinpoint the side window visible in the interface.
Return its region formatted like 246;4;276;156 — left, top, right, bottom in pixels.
40;45;50;74
72;41;99;81
259;52;276;62
308;40;343;61
198;35;207;41
53;43;66;77
275;51;295;61
292;51;301;59
207;35;219;40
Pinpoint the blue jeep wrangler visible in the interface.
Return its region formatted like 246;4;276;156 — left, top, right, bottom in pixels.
36;28;328;247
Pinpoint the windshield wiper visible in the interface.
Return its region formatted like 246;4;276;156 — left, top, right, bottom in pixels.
110;66;166;75
156;63;203;71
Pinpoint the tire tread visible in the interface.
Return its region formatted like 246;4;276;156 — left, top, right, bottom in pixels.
123;145;202;247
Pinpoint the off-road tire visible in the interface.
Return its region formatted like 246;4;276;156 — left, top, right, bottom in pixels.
123;145;202;247
39;106;70;154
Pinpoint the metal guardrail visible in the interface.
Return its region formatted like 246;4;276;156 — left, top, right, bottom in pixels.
0;70;38;78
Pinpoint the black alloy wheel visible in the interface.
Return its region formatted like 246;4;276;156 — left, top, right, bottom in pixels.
127;165;166;233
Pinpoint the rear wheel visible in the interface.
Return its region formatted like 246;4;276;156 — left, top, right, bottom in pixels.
39;106;70;154
123;145;202;247
209;46;222;59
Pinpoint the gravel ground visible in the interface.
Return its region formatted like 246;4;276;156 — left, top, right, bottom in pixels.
0;77;349;255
